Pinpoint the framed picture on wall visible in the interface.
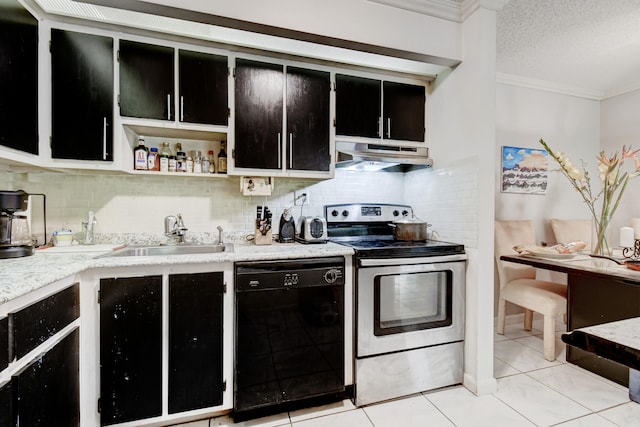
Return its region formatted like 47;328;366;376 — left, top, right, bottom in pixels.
501;146;548;194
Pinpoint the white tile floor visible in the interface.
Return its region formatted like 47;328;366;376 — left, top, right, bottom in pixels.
175;316;640;427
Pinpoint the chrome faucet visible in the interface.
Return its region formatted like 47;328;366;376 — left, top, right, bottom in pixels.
165;213;188;244
82;211;97;245
217;225;224;245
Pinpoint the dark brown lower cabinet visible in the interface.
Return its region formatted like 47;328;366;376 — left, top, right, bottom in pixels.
99;275;163;425
0;380;11;427
13;328;80;426
0;317;7;371
169;272;224;413
100;272;225;425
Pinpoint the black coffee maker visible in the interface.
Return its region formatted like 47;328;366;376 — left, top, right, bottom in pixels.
0;190;46;259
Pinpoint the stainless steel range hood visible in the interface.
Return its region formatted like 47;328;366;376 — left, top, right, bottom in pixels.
335;140;433;172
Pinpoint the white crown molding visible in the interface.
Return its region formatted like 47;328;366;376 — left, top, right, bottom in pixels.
461;0;509;21
369;0;509;22
496;72;605;101
368;0;463;22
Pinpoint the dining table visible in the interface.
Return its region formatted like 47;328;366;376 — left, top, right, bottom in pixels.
500;252;640;388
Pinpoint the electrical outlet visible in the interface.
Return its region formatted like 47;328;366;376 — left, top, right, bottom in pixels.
294;191;310;206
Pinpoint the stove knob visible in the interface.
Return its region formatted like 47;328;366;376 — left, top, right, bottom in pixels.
324;269;340;284
331;210;339;217
402;210;409;217
393;210;399;217
341;210;349;217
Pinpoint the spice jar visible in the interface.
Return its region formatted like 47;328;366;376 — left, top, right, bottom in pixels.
192;150;202;173
176;151;186;172
168;155;177;172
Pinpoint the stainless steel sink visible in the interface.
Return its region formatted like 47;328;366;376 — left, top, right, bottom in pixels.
96;243;231;258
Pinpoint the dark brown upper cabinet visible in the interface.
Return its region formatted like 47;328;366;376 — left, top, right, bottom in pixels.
51;29;114;161
0;1;38;154
383;81;425;142
336;74;426;142
119;40;175;121
178;50;228;126
286;67;331;171
235;58;330;172
335;74;381;139
234;59;284;170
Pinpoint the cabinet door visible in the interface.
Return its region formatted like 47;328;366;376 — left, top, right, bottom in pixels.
0;2;38;154
168;272;224;413
335;74;381;138
179;50;228;125
0;317;7;371
0;380;11;427
13;328;80;427
234;59;283;170
51;29;114;161
286;67;331;171
12;283;79;360
383;81;425;142
100;276;163;425
119;40;174;121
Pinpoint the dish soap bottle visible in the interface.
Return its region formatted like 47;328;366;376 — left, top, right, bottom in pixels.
134;136;148;170
218;141;227;174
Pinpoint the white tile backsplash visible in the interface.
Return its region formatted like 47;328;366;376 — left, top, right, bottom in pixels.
0;168;405;238
1;163;477;247
405;158;479;248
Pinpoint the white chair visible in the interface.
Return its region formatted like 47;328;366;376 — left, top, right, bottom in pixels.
549;218;594;250
495;220;567;361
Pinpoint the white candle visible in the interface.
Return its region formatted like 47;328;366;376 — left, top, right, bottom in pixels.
632;218;640;239
620;226;635;248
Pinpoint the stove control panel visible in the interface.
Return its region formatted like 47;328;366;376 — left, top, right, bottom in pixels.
325;203;412;223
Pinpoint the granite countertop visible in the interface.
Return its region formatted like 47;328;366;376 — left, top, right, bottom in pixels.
0;237;354;305
562;317;640;371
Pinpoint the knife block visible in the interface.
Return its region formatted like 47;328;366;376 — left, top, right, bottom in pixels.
254;228;272;245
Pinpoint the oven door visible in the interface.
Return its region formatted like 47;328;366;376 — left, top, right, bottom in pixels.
356;256;466;357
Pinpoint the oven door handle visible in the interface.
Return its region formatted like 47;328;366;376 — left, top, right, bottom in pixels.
359;254;468;267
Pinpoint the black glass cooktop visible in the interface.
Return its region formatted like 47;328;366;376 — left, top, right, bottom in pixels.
330;236;465;258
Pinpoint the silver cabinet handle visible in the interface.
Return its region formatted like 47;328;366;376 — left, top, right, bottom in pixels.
387;118;391;138
377;117;381;137
103;117;107;160
289;133;293;169
277;133;281;169
180;96;184;122
167;94;171;120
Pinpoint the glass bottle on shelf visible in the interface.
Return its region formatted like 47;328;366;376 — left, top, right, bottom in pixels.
192;150;202;173
202;151;210;174
208;150;216;174
147;147;160;171
134;136;148;170
218;141;227;174
159;142;171;172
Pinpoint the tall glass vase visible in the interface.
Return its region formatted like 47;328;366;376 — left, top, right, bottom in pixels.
592;215;611;256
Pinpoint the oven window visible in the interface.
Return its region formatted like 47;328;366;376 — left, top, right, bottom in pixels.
373;270;452;336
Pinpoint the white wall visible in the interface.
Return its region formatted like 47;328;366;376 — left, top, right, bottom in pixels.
600;89;640;235
420;6;498;395
495;84;601;241
142;0;461;62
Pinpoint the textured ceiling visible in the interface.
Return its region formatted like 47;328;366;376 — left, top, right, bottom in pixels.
497;0;640;99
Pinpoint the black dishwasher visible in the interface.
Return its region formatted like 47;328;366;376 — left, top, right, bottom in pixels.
234;257;345;418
